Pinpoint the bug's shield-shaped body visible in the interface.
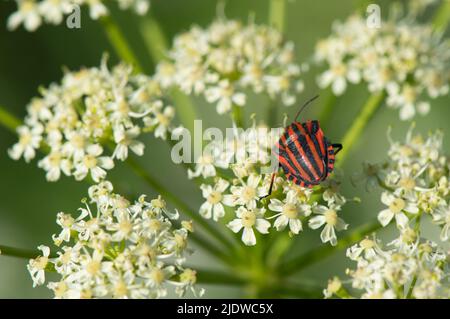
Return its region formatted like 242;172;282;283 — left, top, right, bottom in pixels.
275;120;335;187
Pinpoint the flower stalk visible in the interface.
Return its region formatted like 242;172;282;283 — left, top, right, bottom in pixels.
336;92;385;167
280;218;382;275
269;0;286;32
99;15;143;73
433;0;450;32
0;106;20;133
0;245;44;259
139;15;197;133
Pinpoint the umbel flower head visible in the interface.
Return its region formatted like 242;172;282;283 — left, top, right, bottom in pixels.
28;181;203;299
186;120;349;246
315;6;449;120
156;18;306;115
9;57;175;182
324;236;449;299
353;125;450;241
7;0;151;32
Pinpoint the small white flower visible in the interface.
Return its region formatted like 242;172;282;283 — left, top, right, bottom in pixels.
309;204;348;246
38;149;72;182
347;238;379;261
8;125;42;162
317;61;360;95
199;179;229;221
112;126;145;161
205;80;246;114
28;245;50;287
144;105;175;140
224;174;265;209
268;191;308;234
73;144;114;182
432;205;450;241
8;0;42;31
227;207;270;246
188;154;216;179
378;192;418;228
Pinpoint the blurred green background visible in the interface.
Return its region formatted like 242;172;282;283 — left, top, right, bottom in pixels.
0;0;448;298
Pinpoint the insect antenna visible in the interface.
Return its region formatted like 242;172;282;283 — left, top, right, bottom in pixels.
293;94;319;122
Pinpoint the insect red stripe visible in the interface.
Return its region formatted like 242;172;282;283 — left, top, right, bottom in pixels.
291;124;323;179
286;126;319;181
280;134;315;181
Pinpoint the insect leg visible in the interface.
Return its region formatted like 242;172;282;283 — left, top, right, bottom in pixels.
259;171;277;199
332;143;343;155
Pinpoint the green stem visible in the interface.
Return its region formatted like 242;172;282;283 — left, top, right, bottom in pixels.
432;0;450;32
195;268;246;285
139;14;168;62
336;92;385;168
231;104;244;128
0;245;41;259
280;218;382;275
99;15;144;73
405;276;417;299
0;106;21;133
139;15;197;133
269;0;286;32
318;89;337;129
125;157;236;254
266;0;285;128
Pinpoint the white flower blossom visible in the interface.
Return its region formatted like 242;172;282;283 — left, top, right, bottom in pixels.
227;207;270;246
309;204;348;246
199;179;229;221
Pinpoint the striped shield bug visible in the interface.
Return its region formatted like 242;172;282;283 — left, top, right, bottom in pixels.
261;95;342;198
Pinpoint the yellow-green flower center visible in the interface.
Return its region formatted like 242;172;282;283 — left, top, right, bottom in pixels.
282;203;298;219
83;154;97;169
207;191;222;204
360;239;375;249
324;209;338;226
34;256;48;270
114;281;128;298
86;260;101;275
389;198;405;214
241;210;256;228
399;177;415;190
151;269;165;285
241;186;256;202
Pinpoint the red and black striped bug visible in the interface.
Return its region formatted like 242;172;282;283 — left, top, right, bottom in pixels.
261;95;342;198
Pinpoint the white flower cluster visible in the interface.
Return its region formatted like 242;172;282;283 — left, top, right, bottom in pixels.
324;237;449;299
8;0;150;32
9;58;174;182
357;125;450;241
156;19;306;115
325;126;450;299
28;181;202;299
315;11;449;120
186;122;348;246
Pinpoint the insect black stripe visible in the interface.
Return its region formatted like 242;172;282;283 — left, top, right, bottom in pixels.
285;139;316;181
291;124;323;178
